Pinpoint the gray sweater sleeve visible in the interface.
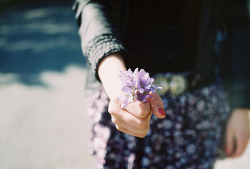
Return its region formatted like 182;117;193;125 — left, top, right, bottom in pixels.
73;0;130;81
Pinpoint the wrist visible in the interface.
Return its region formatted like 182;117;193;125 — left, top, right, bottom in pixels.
97;52;126;99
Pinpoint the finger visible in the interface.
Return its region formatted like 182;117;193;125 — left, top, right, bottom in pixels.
125;101;151;118
115;124;149;138
109;99;152;128
113;110;152;129
231;134;249;158
112;116;150;135
147;91;166;118
225;127;234;156
230;137;244;158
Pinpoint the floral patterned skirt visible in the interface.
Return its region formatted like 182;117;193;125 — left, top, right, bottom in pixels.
86;80;231;169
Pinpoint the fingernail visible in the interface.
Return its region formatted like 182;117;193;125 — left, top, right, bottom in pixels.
158;107;166;117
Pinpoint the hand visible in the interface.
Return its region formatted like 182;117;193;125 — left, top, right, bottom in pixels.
97;53;166;138
108;92;166;138
225;109;250;158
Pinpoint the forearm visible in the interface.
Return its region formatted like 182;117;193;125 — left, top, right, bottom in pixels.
98;53;126;99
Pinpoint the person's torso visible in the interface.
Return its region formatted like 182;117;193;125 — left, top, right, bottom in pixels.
124;0;203;73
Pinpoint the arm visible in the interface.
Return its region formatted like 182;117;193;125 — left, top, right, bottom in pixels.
222;0;250;157
73;0;130;81
73;0;166;137
98;53;166;138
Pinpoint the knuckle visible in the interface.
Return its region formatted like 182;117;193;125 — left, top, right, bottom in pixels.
111;117;118;124
108;101;118;114
115;124;121;131
139;102;150;112
138;111;147;118
138;133;147;138
108;106;115;115
108;108;113;115
235;151;243;157
239;151;244;156
138;128;147;134
137;119;147;128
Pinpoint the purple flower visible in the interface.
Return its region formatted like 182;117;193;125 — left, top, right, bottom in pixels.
118;68;161;108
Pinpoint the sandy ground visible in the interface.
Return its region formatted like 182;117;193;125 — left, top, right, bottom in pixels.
0;2;249;169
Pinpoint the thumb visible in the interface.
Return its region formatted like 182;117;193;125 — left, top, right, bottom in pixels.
147;91;166;118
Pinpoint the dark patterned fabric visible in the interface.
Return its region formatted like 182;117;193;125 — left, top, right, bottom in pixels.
86;76;231;169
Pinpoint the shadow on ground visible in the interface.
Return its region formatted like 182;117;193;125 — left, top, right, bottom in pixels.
0;0;85;86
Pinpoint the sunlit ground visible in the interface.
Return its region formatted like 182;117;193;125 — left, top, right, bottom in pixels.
0;1;249;169
0;66;96;169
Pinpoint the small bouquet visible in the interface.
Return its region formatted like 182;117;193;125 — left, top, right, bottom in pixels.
118;68;161;108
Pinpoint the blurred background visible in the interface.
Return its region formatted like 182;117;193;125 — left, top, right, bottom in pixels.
0;0;249;168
